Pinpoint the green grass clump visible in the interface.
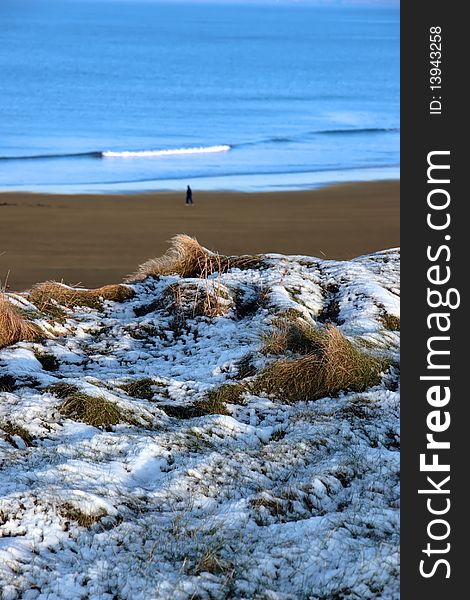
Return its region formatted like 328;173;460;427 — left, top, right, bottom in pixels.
254;324;389;403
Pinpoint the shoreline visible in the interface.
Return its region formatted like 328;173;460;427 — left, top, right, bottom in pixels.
0;180;399;292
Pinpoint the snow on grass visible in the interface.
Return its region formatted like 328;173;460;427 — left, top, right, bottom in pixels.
0;248;400;599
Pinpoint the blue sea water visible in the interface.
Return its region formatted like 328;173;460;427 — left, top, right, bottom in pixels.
0;0;399;193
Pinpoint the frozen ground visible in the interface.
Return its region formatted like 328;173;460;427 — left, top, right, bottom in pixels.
0;249;400;600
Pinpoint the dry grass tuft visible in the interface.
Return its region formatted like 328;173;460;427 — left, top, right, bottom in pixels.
234;353;257;379
126;234;263;282
1;421;33;447
225;254;265;272
159;404;207;419
35;352;60;372
58;502;104;527
192;547;233;576
381;312;400;331
194;255;232;318
163;279;231;319
161;383;245;419
376;303;400;331
59;392;138;428
254;324;388;403
120;378;155;400
250;496;283;516
29;282;134;312
262;317;322;355
205;383;246;406
0;375;16;393
127;235;209;280
234;285;270;319
194;383;245;415
46;382;81;398
0;293;43;348
337;397;374;421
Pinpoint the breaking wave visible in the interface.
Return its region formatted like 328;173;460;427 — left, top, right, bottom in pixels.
102;145;231;158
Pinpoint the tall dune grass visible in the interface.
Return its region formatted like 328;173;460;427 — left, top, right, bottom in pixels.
0;293;42;348
262;316;323;355
126;234;262;282
254;324;388;402
29;282;134;311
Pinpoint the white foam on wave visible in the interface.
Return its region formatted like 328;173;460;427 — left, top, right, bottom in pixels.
102;145;231;158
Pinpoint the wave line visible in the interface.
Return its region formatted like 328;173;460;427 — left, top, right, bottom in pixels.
0;151;102;161
315;127;400;136
102;145;231;158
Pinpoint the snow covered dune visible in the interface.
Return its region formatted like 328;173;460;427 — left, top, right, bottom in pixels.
0;239;400;600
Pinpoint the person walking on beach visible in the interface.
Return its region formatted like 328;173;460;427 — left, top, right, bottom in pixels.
186;185;193;205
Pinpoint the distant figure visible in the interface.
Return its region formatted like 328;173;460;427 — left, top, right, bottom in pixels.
185;185;193;205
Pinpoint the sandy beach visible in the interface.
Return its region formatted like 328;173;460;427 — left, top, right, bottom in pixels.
0;180;399;291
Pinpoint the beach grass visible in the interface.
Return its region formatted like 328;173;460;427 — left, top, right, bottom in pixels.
59;392;139;428
127;234;264;283
29;282;134;312
0;292;43;348
254;324;388;403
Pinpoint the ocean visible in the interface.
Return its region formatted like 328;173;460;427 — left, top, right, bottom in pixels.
0;0;399;193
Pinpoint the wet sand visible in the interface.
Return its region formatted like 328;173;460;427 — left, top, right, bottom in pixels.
0;180;399;291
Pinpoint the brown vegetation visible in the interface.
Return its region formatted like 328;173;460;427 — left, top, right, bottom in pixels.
381;312;400;331
0;292;42;348
58;502;104;527
46;382;80;398
160;383;245;419
120;378;156;400
201;383;245;410
262;316;322;355
254;324;388;402
59;392;138;428
126;234;263;282
34;351;60;372
163;279;231;319
29;282;134;312
0;421;33;447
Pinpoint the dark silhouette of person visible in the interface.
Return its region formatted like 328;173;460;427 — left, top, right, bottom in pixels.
186;185;193;205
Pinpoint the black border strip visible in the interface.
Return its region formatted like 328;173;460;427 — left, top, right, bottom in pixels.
401;4;466;597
